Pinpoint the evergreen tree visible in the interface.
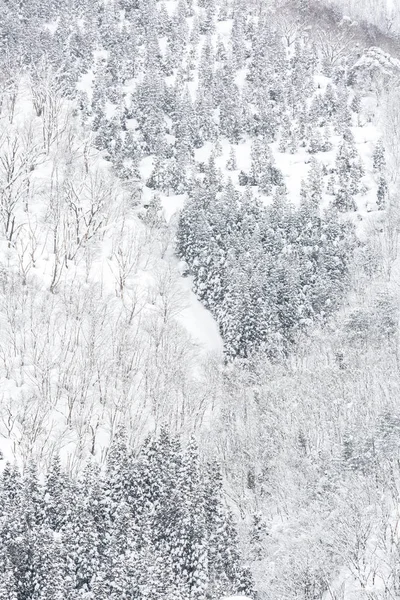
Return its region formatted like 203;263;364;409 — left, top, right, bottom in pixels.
250;512;265;560
140;193;166;229
44;455;69;531
333;137;363;211
306;158;323;207
226;146;238;171
308;126;324;154
377;175;388;210
0;554;18;600
104;426;131;511
373;139;386;172
350;92;361;115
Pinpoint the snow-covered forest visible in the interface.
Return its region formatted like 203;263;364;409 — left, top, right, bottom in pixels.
1;0;400;597
0;429;255;599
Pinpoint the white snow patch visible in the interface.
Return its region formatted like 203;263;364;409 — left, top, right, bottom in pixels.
177;275;224;355
161;194;186;223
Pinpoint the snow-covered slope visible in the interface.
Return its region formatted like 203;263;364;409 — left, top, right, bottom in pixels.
1;0;400;598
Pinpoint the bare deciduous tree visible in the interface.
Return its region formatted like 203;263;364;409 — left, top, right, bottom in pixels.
0;124;45;243
314;19;359;72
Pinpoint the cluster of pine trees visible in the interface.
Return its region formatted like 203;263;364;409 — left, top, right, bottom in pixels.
177;170;356;358
85;0;373;205
72;0;380;359
0;0;389;359
0;429;253;600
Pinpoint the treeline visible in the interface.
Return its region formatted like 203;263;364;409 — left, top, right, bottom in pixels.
0;430;254;600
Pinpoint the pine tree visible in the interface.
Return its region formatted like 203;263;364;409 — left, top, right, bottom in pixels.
327;173;336;195
63;495;101;592
140;193;166;229
308;126;324;154
136;65;166;154
174;88;197;164
0;529;18;600
307;158;323;206
333;138;363;211
250;139;270;186
226;146;237;171
373;139;386;172
322;84;338;120
104;426;131;511
335;86;352;134
250;512;265;560
158;3;170;36
102;500;132;600
350;92;361;115
334;180;356;212
32;528;69;600
22;461;45;530
237;566;256;598
44;455;69;531
377;175;388;210
322;126;333;152
279;113;291;153
195;88;217;144
146;155;171;193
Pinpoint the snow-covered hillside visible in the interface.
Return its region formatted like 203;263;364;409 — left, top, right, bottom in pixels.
0;0;400;598
0;0;388;467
